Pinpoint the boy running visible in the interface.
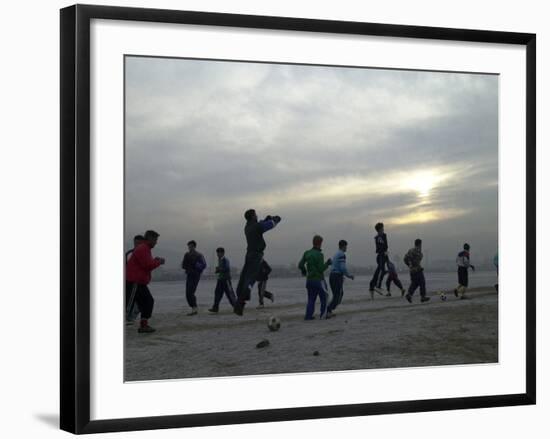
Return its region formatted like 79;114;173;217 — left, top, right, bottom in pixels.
298;235;332;320
181;240;207;316
256;259;274;309
369;222;388;299
208;247;237;313
125;230;165;333
125;234;145;323
403;238;430;303
454;243;475;299
125;234;145;263
385;259;406;297
327;239;354;318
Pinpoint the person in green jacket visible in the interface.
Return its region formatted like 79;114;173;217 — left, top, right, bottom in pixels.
298;235;332;320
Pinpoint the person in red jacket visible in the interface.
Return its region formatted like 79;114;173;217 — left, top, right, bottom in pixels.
126;230;165;333
125;234;145;324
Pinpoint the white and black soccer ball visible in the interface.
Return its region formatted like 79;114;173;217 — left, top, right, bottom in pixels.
267;315;281;332
439;291;447;301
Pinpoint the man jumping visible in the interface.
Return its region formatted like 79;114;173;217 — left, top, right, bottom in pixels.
233;209;281;316
368;222;389;299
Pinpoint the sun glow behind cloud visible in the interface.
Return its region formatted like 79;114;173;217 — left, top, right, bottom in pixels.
387;208;469;226
401;170;449;199
235;166;460;223
192;165;475;228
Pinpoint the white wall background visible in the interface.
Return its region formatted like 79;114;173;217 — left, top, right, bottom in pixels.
0;0;547;437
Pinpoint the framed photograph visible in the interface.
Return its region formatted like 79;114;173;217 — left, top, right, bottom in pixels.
60;4;536;434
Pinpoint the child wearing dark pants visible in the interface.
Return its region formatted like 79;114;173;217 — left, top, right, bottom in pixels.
328;273;344;312
234;211;281;316
181;240;207;316
327;239;354;318
404;239;430;304
235;251;263;304
298;235;332;320
126;281;138;322
407;270;426;299
210;279;236;312
126;282;155;322
369;222;389;297
385;260;405;296
455;243;475;299
257;259;274;308
125;230;164;333
305;280;328;320
209;248;236;313
185;272;201;312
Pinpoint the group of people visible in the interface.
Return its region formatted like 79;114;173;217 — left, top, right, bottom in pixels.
296;221;480;320
124;209;482;333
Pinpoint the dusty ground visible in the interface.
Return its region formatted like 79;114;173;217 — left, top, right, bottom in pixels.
124;285;498;381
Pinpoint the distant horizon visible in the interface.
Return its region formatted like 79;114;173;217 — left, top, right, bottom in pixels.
125;56;498;269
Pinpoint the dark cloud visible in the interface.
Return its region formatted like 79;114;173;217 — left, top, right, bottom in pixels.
125;56;498;268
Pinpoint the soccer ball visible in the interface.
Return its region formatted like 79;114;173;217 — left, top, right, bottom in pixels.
439;291;447;301
267;315;281;332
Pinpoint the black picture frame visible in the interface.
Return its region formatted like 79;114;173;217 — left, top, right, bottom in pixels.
60;4;536;434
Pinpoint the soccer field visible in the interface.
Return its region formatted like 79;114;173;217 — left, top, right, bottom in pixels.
124;274;498;381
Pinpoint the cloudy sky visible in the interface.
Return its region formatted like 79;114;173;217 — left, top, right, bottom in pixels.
125;56;498;269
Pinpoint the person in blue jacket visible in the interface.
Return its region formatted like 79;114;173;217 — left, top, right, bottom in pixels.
208;247;237;313
326;240;354;318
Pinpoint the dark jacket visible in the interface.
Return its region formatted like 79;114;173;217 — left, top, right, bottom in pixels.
181;250;207;275
375;233;388;254
215;256;231;280
245;218;276;253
